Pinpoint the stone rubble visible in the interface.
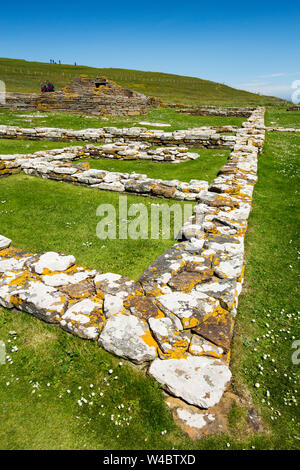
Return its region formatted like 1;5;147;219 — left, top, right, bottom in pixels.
0;107;265;413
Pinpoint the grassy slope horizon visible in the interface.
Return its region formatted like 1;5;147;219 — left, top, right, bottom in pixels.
0;57;287;107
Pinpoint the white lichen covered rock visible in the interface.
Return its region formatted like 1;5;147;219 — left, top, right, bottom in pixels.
148;355;231;408
189;334;223;358
157;291;220;329
10;275;67;323
0;235;11;250
59;296;105;340
42;266;96;287
0;254;33;273
98;313;157;363
27;251;76;274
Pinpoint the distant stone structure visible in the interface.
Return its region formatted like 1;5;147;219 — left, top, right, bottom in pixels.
287;106;300;111
175;105;255;117
0;75;161;116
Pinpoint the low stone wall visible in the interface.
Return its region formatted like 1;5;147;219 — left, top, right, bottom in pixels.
0;124;237;148
176;106;254;117
287;106;300;111
0;144;208;200
265;126;300;132
0;142;201;163
0;108;265;426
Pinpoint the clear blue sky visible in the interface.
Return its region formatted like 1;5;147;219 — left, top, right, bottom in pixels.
1;0;299;99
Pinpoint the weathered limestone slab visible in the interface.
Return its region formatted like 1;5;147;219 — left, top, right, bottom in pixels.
26;251;76;274
0;236;11;250
149;355;231;408
0;248;34;273
125;296;162;321
157;291;222;329
148;316;189;358
41;265;96;287
167;269;213;293
6;270;67;323
60;279;96;300
98;313;158;363
192;308;234;350
59;295;105;340
189;334;224;359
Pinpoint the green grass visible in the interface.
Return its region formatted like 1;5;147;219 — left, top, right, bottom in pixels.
80;149;229;183
230;130;300;449
0;57;286;107
0;108;245;131
0;174;196;280
0;138;95;155
0;112;299;450
265;107;300;128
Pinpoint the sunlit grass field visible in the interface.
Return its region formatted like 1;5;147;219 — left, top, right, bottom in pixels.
0;110;299;450
0;107;245;131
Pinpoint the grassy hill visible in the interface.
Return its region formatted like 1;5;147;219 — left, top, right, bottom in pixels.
0;57;287;107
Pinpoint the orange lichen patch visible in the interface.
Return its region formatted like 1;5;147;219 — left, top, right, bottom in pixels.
204;225;221;236
9;294;22;306
213;256;221;267
142;285;167;298
41;264;93;277
181;316;200;329
158;347;189;360
141;328;158;351
223;350;231;365
8;269;38;288
154;309;165;319
49;172;69;180
237;265;245;283
225;185;251;201
0;247;33;261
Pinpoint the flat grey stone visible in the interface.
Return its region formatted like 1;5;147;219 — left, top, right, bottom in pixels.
99;313;157;363
148;355;231;408
0;235;11;250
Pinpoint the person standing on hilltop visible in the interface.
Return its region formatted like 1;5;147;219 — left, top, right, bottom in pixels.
46;80;55;92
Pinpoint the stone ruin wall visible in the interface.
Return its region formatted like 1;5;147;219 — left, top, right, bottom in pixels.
0;75;263;119
0;123;237;148
0;108;266;435
174;105;255;117
0;76;161;116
